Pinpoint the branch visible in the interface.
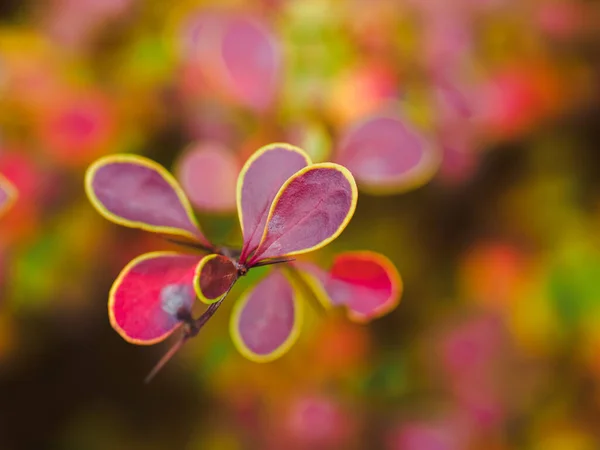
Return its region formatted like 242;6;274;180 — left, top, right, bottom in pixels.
144;282;236;384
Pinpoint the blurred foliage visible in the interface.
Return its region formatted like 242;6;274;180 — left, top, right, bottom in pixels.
0;0;600;449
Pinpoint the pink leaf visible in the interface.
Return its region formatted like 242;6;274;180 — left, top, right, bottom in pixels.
230;270;302;362
336;114;440;194
109;252;201;344
250;164;357;263
329;251;402;322
297;252;402;322
175;142;239;212
237;144;311;262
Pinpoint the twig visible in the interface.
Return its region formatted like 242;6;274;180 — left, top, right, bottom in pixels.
251;257;296;268
144;283;235;384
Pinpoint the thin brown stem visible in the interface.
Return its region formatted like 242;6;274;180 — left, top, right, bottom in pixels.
251;257;296;268
144;336;188;384
144;282;236;384
188;296;226;338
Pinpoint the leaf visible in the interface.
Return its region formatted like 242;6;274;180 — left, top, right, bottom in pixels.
175;142;239;212
230;270;303;362
327;251;402;322
297;252;402;322
249;163;357;264
193;254;238;304
336;113;440;194
0;173;17;217
219;15;281;111
237;143;311;262
109;252;201;345
85;154;211;246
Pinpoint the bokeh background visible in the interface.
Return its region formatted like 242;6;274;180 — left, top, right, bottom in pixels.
1;0;600;449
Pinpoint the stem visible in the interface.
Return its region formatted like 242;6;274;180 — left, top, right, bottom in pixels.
251;257;296;268
144;282;235;384
187;296;226;338
144;336;188;384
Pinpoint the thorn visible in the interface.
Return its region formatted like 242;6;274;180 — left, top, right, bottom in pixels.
144;284;234;384
144;336;188;384
252;257;296;268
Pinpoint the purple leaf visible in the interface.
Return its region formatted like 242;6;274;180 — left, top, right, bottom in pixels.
237;144;311;262
249;164;357;264
175;142;239;212
109;252;200;344
230;270;302;362
336;114;441;194
85;154;211;246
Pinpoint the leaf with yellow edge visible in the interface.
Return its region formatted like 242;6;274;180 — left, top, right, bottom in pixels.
193;254;238;304
296;251;402;322
237;143;311;262
249;163;357;264
109;252;201;345
85;154;212;246
230;270;303;362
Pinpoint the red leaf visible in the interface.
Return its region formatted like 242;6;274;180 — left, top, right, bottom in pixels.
194;254;238;304
109;252;201;344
